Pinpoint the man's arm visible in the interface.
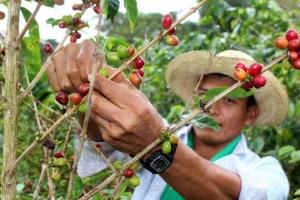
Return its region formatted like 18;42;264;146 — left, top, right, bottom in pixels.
161;140;241;200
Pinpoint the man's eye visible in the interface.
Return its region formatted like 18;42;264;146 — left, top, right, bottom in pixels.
223;97;235;104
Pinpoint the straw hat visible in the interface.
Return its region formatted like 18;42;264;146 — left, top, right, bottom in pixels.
166;50;289;126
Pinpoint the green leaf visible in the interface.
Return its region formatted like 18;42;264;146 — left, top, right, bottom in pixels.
20;7;42;81
294;188;300;196
288;150;300;163
46;18;60;27
188;114;221;132
202;87;253;102
167;105;185;122
124;0;138;32
278;145;296;159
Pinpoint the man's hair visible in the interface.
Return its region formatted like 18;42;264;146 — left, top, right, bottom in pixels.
202;73;257;108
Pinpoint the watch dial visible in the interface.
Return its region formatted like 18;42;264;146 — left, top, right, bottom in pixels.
150;156;170;173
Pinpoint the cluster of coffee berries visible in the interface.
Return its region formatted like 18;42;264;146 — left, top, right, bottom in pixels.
113;160;140;188
274;29;300;70
0;11;5;20
72;0;101;14
161;14;180;46
106;45;144;87
233;63;267;89
50;151;72;183
55;82;89;108
57;13;86;43
160;130;178;154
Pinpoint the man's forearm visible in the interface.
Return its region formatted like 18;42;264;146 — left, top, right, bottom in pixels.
160;140;241;200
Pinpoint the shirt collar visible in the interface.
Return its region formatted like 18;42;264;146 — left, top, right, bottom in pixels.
175;125;248;156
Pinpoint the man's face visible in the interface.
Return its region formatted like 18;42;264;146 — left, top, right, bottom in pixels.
194;74;258;145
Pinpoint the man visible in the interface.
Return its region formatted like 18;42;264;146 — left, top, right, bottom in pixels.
47;40;289;199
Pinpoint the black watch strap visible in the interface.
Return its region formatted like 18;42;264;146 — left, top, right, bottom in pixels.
140;143;177;174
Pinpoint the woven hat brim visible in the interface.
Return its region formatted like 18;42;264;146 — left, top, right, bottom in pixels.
166;51;289;126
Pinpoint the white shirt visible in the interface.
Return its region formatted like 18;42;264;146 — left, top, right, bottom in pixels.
75;125;289;200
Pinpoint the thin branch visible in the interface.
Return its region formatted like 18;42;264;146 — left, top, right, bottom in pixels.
33;153;48;199
111;176;125;200
17;0;43;42
46;167;55;200
66;2;105;199
62;123;73;154
86;137;115;172
9;100;83;175
23;101;55;124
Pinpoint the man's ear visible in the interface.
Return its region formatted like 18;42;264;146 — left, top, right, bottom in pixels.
245;105;259;126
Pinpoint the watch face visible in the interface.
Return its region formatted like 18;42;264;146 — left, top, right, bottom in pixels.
150;155;170;173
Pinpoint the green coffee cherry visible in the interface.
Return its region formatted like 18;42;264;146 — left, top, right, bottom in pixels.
99;68;109;78
128;175;140;187
162;140;172;154
117;45;128;59
106;52;121;67
78;103;87;113
113;160;123;169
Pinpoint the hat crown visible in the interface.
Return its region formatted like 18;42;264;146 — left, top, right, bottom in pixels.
216;50;255;62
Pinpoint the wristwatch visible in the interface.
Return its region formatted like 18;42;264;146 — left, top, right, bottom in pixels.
140;143;177;174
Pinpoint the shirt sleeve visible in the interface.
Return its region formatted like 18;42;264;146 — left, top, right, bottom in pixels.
74;136;128;178
218;155;289;200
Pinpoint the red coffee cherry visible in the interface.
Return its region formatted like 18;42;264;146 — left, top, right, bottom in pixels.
161;14;173;29
55;92;69;105
43;42;53;54
248;63;263;77
252;75;266;88
70;92;82;105
133;56;145;69
285;29;298;41
78;83;90;95
123;168;134;178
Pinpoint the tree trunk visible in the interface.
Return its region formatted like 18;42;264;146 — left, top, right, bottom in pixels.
1;1;21;200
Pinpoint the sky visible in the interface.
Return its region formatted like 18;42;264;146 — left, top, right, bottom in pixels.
0;0;199;41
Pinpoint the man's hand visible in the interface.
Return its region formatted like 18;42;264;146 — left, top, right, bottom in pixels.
90;73;164;155
46;39;105;93
46;39;106;141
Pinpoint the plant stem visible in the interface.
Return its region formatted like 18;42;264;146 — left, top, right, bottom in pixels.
17;0;43;42
1;1;21;200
